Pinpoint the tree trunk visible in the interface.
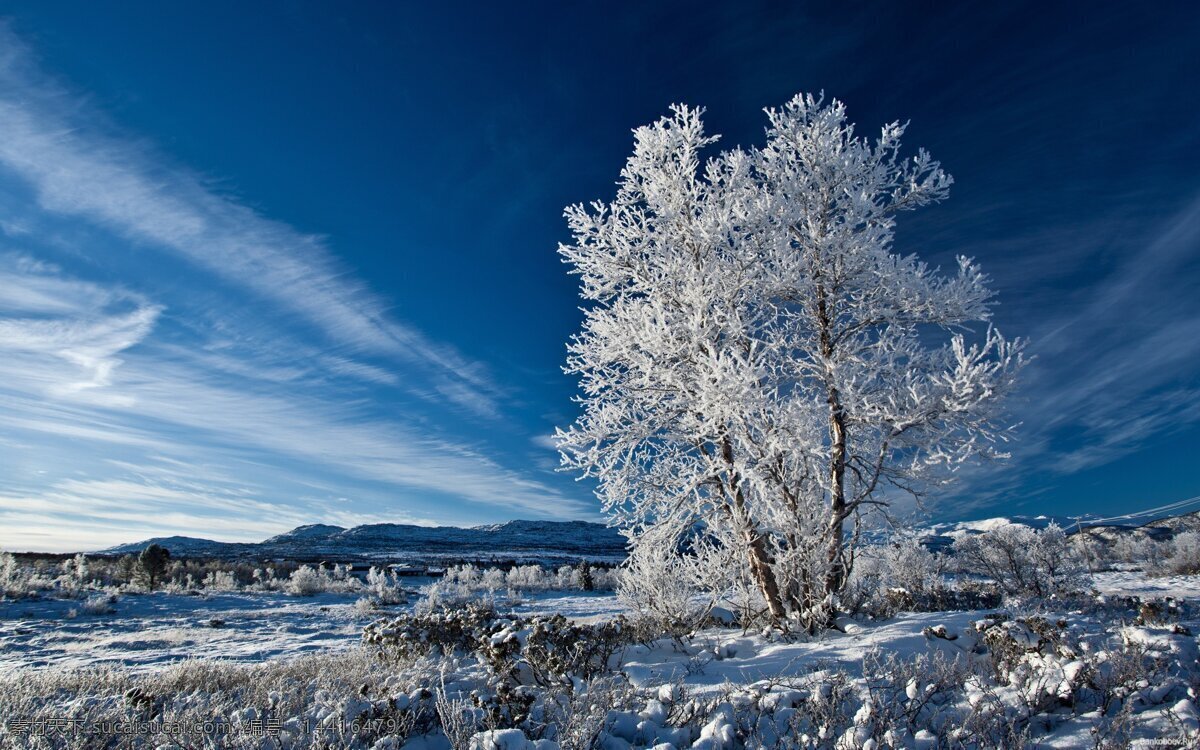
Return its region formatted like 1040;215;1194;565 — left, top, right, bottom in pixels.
816;276;849;629
743;524;787;623
719;436;788;623
822;384;848;607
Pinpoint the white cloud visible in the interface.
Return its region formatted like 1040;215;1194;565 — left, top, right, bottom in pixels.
0;23;500;417
0;246;590;550
0;24;598;550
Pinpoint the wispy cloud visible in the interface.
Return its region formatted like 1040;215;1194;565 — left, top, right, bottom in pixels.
1022;194;1200;470
0;254;161;405
0;24;595;550
0;258;592;550
0;23;500;418
939;194;1200;516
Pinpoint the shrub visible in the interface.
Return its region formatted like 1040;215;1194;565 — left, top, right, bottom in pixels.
81;593;117;615
617;541;713;634
284;564;361;596
1159;531;1200;576
202;570;239;592
481;614;631;688
952;523;1087;598
364;603;501;662
364;606;634;692
843;533;949;618
0;648;434;750
366;566;408;606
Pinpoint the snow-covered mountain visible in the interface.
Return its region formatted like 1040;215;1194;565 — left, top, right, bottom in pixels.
917;499;1200;552
99;520;626;563
98;497;1200;562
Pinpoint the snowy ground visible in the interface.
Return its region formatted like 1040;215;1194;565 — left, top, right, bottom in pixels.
3;570;1199;674
3;570;1199;747
1091;570;1200;600
0;585;627;672
0;591;373;672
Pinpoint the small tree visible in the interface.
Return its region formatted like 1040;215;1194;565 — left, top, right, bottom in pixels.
576;560;595;591
138;544;170;590
116;554;137;585
557;93;1024;630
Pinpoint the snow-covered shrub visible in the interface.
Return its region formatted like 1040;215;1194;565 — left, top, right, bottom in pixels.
286;565;325;596
952;523;1087;598
1070;531;1112;573
973;614;1074;683
419;563;619;613
202;569;239;592
617;539;714;634
504;564;544;591
542;675;634;750
81;593;117;615
284;564;361;596
481;567;506;593
366;566;408;606
1159;531;1200;576
1111;532;1163;566
365;603;501;662
843;534;949;618
418;578;495;613
437;687;483;750
0;647;437;750
0;549;26;599
0;550;59;599
482;614;631;687
859;649;973;745
60;553;90;588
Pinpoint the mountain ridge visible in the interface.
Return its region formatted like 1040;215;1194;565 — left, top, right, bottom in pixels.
99;519;626;563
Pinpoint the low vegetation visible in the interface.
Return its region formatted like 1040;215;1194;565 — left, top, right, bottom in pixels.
4;521;1200;747
5;591;1198;749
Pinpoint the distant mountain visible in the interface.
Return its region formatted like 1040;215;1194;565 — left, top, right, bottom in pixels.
99;499;1200;562
99;535;256;557
99;520;626;563
262;524;346;544
918;503;1200;553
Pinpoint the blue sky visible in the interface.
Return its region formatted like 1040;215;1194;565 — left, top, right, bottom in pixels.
0;2;1197;551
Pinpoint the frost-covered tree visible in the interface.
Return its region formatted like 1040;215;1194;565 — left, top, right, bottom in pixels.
557;94;1024;630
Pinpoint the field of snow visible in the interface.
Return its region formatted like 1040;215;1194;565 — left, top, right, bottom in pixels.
0;584;627;673
0;591;374;672
3;570;1199;674
3;570;1200;748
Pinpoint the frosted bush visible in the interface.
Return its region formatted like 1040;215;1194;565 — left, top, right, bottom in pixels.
81;593;117;615
424;564;615;606
0;549;55;599
952;523;1086;598
617;539;713;633
1111;532;1158;565
203;570;239;592
366;566;407;606
1160;532;1200;576
286;565;324;596
0;648;433;749
506;564;544;591
0;549;23;598
62;553;89;585
844;534;948;617
284;564;360;596
481;567;506;593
